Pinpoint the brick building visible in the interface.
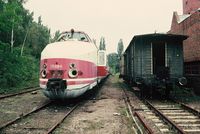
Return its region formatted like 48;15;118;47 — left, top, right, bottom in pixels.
168;0;200;75
168;0;200;93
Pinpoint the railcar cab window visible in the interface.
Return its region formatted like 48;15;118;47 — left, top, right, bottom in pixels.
58;31;91;42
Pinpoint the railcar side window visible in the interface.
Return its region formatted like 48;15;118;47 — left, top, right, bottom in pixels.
98;52;105;65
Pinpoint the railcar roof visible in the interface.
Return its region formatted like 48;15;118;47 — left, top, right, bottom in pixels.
132;33;188;40
124;33;188;53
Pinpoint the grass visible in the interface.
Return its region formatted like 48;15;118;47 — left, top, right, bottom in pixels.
0;79;39;94
119;107;136;134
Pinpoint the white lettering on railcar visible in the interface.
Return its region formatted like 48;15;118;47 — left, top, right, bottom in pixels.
50;64;63;69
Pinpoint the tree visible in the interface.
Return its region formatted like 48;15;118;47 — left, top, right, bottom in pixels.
107;53;119;74
99;37;106;50
117;39;124;58
38;16;42;25
0;0;51;92
50;30;61;43
0;1;22;52
27;22;50;58
0;0;33;52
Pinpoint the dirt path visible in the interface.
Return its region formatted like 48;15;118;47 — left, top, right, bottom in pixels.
54;76;134;134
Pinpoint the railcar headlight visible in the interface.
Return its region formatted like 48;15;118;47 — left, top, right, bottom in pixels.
178;77;187;86
41;69;47;78
68;69;78;78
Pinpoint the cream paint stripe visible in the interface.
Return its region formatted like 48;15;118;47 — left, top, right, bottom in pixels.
67;83;89;90
40;77;98;82
67;77;97;82
41;41;98;65
40;83;90;90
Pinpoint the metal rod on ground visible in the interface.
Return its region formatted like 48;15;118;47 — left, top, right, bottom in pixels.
127;101;143;134
120;83;144;134
134;111;154;134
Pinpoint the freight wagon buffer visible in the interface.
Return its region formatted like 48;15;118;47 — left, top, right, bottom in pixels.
122;33;188;96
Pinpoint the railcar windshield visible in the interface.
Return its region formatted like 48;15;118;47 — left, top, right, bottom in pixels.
58;31;92;42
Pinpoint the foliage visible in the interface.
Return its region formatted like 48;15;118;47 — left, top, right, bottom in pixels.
50;30;61;43
0;0;50;93
99;37;106;50
117;39;124;58
107;53;119;74
0;0;33;49
0;49;39;93
107;39;124;74
26;21;50;58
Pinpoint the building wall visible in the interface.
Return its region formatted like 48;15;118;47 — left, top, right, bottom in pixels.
183;0;200;14
169;11;200;62
169;1;200;93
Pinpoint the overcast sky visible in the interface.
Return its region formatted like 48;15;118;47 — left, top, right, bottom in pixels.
24;0;182;54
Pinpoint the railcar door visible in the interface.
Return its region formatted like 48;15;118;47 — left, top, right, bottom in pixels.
152;42;167;79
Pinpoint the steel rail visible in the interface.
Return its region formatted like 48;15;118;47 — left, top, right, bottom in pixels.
134;111;154;134
0;100;51;131
120;84;154;134
124;95;143;134
0;87;40;100
145;100;186;134
171;99;200;118
180;103;200;118
45;103;79;134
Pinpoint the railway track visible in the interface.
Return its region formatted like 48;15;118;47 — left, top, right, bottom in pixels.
0;86;40;100
120;82;200;134
0;100;52;131
120;83;154;134
144;100;200;134
0;78;107;133
0;100;80;134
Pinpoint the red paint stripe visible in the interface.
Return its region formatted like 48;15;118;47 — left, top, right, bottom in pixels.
40;58;97;79
97;66;108;77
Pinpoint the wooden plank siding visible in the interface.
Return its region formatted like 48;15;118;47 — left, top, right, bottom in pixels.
133;39;152;79
167;41;184;78
123;33;187;85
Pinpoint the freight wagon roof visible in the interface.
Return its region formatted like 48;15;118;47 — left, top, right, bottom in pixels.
133;33;188;40
125;33;188;53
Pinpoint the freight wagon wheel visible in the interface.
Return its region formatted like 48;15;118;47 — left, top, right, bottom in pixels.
138;84;148;99
165;84;172;99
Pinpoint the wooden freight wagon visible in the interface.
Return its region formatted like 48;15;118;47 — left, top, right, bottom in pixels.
121;33;188;96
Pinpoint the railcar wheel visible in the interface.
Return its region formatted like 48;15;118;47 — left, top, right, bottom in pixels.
165;84;172;99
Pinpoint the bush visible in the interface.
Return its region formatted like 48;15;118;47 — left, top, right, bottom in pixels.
0;48;39;93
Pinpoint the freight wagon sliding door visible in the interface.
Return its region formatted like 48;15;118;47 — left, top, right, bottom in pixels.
152;42;165;76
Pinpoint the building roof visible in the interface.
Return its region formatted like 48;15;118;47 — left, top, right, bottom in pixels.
177;14;191;23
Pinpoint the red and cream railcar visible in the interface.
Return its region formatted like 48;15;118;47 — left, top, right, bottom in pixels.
39;30;103;99
97;50;108;82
